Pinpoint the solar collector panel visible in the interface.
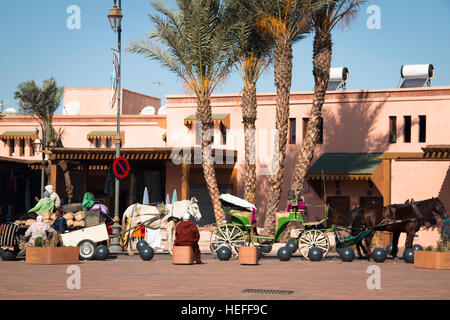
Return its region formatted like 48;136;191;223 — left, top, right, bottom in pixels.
400;78;428;88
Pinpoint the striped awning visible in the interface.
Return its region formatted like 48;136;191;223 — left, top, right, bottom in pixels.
87;131;124;138
184;114;230;128
49;147;237;164
421;145;450;159
87;131;125;145
0;131;37;140
307;153;383;181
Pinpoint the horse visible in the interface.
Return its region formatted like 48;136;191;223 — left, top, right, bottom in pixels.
350;197;448;260
348;206;372;259
120;197;201;255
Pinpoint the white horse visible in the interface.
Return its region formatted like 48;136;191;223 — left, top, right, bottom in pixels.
121;197;201;255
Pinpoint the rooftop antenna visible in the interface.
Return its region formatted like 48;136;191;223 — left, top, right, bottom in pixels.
153;81;163;99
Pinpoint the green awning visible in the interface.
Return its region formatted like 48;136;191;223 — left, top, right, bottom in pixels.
184;114;230;128
87;131;124;136
0;131;36;139
308;153;383;180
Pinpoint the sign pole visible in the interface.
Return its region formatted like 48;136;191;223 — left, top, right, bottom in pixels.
109;0;123;254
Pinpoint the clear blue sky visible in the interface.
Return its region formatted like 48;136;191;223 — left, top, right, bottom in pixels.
0;0;449;113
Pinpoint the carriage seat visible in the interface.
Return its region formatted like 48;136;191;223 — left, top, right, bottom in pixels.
275;212;291;232
229;210;254;228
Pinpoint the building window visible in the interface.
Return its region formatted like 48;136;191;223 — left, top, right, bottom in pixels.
419;115;426;143
9;138;15;156
289;118;296;144
19;139;25;156
106;137;112;148
403;116;411;143
302;117;323;144
303;118;309;142
389;116;397;143
95;138;102;148
220;122;227;145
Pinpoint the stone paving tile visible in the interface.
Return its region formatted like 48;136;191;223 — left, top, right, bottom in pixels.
0;252;449;300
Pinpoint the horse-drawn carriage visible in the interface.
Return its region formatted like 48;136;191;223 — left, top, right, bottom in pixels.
210;194;448;260
210;193;340;259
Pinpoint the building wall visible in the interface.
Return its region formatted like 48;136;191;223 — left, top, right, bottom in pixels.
0;114;167;154
391;160;450;212
63;88;161;116
165;87;450;218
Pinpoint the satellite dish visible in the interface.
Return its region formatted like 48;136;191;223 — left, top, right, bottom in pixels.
157;105;167;115
140;106;156;115
3;108;17;115
63;101;80;115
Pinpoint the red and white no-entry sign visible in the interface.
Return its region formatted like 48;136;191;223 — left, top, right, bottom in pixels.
113;156;130;179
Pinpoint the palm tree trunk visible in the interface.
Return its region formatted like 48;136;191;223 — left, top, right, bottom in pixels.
263;41;293;234
58;160;74;204
291;30;332;193
242;79;257;205
197;97;226;224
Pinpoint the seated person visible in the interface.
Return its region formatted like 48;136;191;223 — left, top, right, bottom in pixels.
24;216;56;247
51;208;67;234
45;185;61;211
287;193;306;212
174;212;201;264
19;191;55;221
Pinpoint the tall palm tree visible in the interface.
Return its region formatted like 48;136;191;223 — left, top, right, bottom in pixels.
291;0;365;194
251;0;325;234
127;0;236;224
15;78;74;203
227;0;274;205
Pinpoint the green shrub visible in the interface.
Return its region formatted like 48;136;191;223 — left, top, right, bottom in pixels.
34;237;43;247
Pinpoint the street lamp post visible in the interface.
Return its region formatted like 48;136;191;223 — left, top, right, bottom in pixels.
108;0;123;253
32;128;46;198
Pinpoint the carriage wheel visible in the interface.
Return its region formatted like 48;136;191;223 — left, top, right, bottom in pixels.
210;224;247;260
297;230;330;259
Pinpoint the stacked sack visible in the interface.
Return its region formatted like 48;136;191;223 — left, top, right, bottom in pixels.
63;211;86;229
41;211;55;227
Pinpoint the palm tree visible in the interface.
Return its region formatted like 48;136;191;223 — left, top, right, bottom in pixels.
290;0;365;194
127;0;236;224
14;78;74;203
227;0;274;205
251;0;326;234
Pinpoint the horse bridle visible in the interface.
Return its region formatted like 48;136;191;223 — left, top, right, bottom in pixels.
408;200;424;220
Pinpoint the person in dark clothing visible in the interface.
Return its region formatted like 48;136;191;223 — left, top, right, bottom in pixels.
51;208;67;234
174;212;201;264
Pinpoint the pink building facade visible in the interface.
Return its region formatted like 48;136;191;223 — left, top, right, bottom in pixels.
0;86;449;247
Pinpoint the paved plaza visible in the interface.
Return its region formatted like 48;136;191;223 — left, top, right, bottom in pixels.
0;251;448;300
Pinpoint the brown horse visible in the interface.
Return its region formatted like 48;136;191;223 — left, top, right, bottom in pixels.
351;197;448;260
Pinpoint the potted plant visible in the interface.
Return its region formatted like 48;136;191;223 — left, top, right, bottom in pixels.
414;228;450;270
26;234;79;265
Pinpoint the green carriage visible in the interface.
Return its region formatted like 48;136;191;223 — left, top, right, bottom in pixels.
210;194;335;259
